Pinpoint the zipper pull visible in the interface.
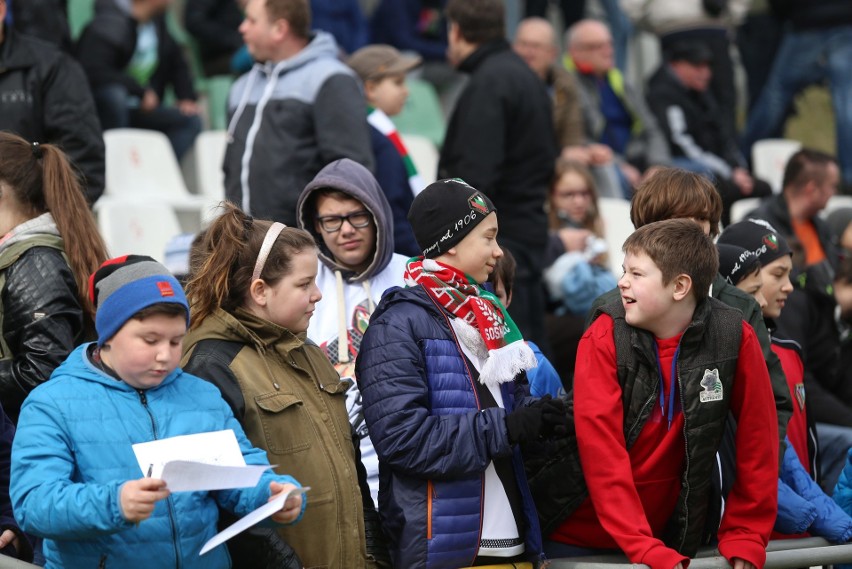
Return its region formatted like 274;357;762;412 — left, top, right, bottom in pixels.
138;390;147;406
98;554;107;569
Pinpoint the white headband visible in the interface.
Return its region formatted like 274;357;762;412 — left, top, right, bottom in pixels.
251;222;286;282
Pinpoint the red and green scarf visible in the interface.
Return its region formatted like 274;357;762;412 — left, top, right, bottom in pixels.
405;257;536;385
367;107;425;196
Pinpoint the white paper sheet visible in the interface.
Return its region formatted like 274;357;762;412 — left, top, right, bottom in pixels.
132;430;245;478
199;486;310;556
159;461;272;493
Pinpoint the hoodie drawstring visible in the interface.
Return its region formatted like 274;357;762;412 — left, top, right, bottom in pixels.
363;280;375;313
335;270;349;364
226;66;260;143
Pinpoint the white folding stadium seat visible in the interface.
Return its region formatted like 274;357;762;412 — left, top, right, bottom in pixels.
95;199;184;265
189;129;227;203
102;128;220;232
597;197;634;275
752;138;802;194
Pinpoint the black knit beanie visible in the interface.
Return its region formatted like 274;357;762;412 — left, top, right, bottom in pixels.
716;243;760;286
717;219;792;267
407;178;496;258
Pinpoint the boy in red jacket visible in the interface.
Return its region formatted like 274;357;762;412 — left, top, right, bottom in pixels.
547;219;779;569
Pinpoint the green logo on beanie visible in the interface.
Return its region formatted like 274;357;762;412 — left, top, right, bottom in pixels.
469;194;489;214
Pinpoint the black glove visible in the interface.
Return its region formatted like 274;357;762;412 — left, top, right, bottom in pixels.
540;396;569;438
364;506;393;568
505;401;544;445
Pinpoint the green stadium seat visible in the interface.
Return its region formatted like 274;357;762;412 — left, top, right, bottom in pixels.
68;0;94;39
391;78;446;149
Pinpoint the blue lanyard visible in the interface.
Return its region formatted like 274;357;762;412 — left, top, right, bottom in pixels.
653;342;681;430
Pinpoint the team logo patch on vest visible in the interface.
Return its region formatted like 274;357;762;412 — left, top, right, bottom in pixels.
469;193;490;215
699;368;724;403
795;382;806;411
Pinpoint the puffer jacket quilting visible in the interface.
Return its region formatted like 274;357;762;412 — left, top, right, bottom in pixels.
11;343;299;569
355;285;543;569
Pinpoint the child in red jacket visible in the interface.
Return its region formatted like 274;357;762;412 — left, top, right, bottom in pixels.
546;219;779;569
718;222;852;544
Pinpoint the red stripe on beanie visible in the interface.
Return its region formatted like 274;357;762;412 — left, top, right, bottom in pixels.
89;255;131;305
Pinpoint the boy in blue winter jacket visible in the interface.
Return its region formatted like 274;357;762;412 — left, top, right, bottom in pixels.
10;256;305;569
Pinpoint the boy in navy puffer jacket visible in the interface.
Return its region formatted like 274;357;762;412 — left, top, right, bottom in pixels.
10;256;305;569
357;179;569;569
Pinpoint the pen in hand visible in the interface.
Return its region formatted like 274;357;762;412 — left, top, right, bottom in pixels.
120;463;169;527
137;464;153;528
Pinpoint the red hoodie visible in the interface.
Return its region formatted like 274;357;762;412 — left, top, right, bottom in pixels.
552;315;778;569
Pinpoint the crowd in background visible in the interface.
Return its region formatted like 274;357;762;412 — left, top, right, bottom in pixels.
1;0;852;568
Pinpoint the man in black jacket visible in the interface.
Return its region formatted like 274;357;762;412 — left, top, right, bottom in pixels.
76;0;202;160
646;40;771;225
749;149;840;275
0;0;104;204
439;0;558;347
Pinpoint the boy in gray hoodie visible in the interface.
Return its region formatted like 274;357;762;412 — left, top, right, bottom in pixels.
297;158;407;503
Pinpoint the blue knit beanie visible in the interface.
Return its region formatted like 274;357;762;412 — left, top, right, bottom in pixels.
89;255;190;345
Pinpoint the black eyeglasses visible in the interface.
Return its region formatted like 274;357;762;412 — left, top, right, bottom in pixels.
316;210;372;232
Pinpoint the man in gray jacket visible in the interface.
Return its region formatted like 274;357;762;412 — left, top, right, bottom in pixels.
224;0;374;225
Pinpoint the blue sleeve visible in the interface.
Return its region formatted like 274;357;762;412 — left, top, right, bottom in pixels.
834;447;852;514
10;394;132;539
525;342;564;399
212;400;306;526
356;309;513;479
782;439;852;542
775;480;817;535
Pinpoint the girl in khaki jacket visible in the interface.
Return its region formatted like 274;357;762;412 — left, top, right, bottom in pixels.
181;204;379;569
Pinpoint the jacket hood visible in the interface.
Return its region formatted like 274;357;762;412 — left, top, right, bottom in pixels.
51;343;182;392
0;26;62;71
256;30;339;69
0;213;60;255
297;158;395;283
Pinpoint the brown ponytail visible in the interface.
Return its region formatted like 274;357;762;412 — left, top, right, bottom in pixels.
40;144;108;319
0;132;108;322
186;202;316;329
